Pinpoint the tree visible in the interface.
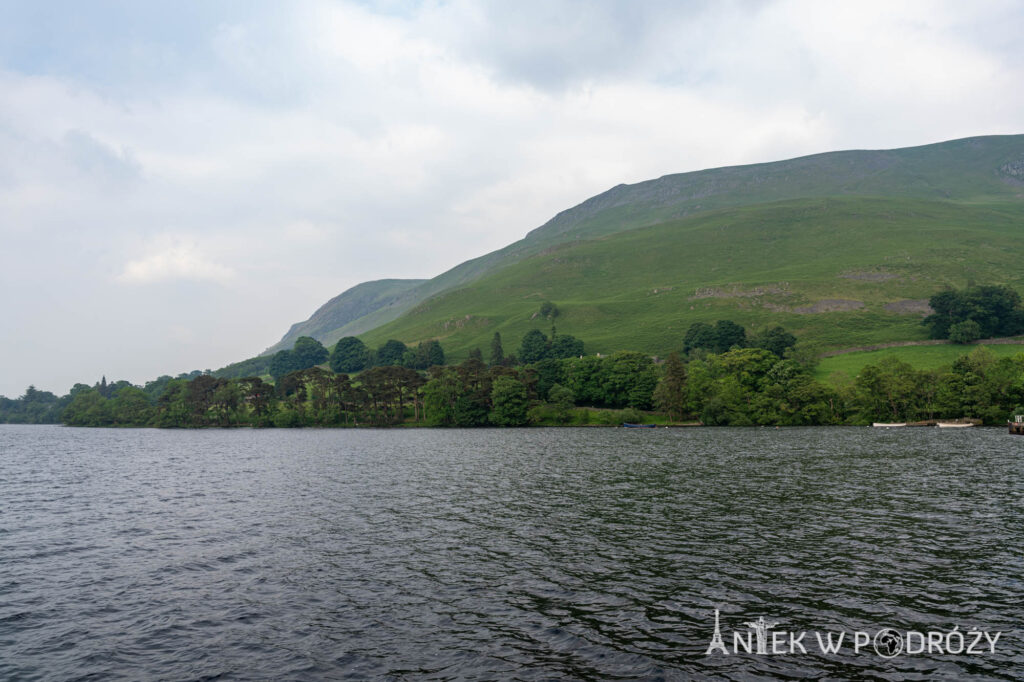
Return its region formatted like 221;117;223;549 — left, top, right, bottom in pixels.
330;337;370;373
948;320;982;344
490;376;529;426
238;377;275;425
292;336;329;369
683;322;717;354
602;351;659;409
110;386;156;426
532;358;564;400
375;339;408;367
269;350;296;381
924;285;1024;339
489;332;505;366
423;372;461;426
714;320;747;353
854;357;927;422
404;340;445;370
519;329;549;364
653;352;688;420
424;340;445;367
751;326;797;358
539;301;559;319
62;388;114;426
547;383;575;423
550;334;584;359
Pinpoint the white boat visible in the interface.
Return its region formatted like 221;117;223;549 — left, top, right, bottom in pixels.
872;422;906;427
937;422;974;428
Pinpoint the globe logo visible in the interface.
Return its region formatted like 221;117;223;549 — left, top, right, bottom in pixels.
873;628;904;658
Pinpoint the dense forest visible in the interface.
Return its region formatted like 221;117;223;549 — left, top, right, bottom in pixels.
4;297;1024;428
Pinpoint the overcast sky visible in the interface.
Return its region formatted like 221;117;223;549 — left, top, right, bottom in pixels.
1;0;1022;397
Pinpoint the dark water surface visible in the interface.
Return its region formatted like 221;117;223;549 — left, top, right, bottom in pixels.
2;425;1022;680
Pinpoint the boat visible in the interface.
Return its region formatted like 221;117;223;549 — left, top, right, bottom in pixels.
622;423;656;428
1010;416;1024;435
872;422;906;428
937;422;974;428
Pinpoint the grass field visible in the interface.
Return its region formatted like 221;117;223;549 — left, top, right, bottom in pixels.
814;343;1024;383
361;196;1024;361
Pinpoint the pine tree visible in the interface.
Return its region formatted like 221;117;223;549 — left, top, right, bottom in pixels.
653;352;688;420
489;332;504;366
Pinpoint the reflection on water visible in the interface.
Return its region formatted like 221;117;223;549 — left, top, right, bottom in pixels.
1;425;1022;680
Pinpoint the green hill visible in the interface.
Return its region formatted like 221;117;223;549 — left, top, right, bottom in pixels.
360;196;1024;358
268;278;426;353
269;134;1024;361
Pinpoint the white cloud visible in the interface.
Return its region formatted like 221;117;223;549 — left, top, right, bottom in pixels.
1;0;1023;395
117;237;235;284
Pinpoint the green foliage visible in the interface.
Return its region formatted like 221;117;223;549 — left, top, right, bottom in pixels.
539;300;559;319
519;329;550;364
490;376;529;426
0;385;66;424
374;339;408;367
423;372;462;426
562;355;606;406
924;285;1024;340
547;383;575;423
40;344;1024;429
653;352;688;420
601;351;659;409
292;336;329;367
61;388;114;426
853;357;929;422
683;322;716;354
714;320;747;352
453;394;490;426
683;320;749;354
270;337;330;380
751;326;797;358
269;350;294;381
403;340;445;370
531;358;564;400
948;320;982;344
330;336;370;373
110;387;156;426
489;332;505;366
550;334;584;359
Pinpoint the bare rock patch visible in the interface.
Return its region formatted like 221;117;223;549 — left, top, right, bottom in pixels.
883;299;933;315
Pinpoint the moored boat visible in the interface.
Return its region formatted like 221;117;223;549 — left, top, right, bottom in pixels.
1010;416;1024;435
937;422;973;428
872;422;906;428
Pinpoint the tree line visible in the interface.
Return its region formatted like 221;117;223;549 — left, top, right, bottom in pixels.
6;315;1024;428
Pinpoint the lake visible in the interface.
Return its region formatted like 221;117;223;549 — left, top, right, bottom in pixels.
1;425;1022;680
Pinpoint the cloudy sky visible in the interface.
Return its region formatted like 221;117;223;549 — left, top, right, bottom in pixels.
1;0;1022;397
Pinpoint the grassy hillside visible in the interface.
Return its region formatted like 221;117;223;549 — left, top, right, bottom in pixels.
272;135;1024;354
361;196;1024;359
269;278;426;353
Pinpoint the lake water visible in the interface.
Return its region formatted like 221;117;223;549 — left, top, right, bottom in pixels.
1;425;1022;680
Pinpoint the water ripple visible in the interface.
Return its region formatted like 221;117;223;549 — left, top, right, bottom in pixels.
1;425;1022;679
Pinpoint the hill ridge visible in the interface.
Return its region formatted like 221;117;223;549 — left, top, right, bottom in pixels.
266;134;1024;359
